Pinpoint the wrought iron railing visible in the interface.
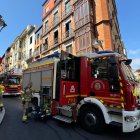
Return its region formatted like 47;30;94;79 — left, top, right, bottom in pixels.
62;28;74;40
42;44;48;52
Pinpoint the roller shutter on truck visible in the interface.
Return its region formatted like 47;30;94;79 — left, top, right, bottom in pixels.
31;72;41;92
22;73;30;89
41;70;53;87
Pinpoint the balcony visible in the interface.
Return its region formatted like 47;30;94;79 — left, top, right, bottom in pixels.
42;18;61;37
62;5;73;20
42;44;48;53
62;29;74;40
49;38;60;49
43;27;49;36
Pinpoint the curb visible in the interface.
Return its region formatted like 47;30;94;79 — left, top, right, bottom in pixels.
0;108;5;124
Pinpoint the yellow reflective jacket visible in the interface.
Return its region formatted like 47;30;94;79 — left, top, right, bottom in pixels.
0;85;4;94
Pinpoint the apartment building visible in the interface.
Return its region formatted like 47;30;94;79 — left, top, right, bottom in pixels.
0;54;5;74
0;25;37;73
42;0;75;56
0;48;10;74
41;0;125;56
19;25;36;69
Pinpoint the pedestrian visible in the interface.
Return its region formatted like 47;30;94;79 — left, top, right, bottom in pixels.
0;82;4;111
21;82;33;122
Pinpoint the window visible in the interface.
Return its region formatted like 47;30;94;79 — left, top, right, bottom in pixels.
79;6;82;19
54;11;58;25
74;9;78;22
86;32;90;46
40;45;42;53
80;36;83;49
60;52;76;81
45;38;48;45
91;58;108;79
54;30;58;44
18;52;21;60
90;2;93;16
85;1;89;16
30;36;32;44
44;38;48;50
66;44;72;54
83;34;85;48
29;49;32;57
65;0;71;15
37;34;40;44
45;21;48;32
65;21;72;38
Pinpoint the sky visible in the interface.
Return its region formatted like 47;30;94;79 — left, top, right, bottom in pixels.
0;0;140;70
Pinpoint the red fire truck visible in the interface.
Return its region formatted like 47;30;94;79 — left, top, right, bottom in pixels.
22;51;140;133
0;68;22;95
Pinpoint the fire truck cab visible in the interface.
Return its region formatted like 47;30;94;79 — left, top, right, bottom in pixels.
23;51;140;133
0;68;22;95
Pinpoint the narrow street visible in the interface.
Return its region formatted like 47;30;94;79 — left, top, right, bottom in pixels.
0;97;139;140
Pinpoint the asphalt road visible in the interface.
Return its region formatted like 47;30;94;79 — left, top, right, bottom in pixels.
0;97;140;140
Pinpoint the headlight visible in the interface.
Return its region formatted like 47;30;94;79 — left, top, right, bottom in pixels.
125;116;138;122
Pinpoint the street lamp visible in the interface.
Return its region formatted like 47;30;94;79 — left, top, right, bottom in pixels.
0;15;7;32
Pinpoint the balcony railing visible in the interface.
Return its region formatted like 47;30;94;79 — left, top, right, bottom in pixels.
42;44;48;52
62;28;74;40
62;5;73;19
43;26;49;35
43;18;60;36
49;38;60;48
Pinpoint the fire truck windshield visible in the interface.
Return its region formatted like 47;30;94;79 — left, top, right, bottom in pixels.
121;62;136;82
5;77;20;85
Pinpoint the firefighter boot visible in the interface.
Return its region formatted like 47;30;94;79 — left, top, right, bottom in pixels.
27;113;32;118
22;115;28;123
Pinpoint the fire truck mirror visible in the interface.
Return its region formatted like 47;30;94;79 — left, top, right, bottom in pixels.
119;59;132;65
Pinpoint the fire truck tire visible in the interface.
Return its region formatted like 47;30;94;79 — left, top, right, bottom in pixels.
79;107;105;133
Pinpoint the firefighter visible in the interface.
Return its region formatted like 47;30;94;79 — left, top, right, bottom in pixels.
0;82;4;111
21;82;33;122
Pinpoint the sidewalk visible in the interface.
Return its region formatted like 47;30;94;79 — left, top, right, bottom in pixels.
0;108;5;124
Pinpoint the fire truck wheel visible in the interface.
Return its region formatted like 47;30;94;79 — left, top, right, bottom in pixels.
79;107;105;133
